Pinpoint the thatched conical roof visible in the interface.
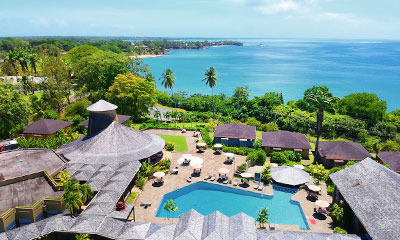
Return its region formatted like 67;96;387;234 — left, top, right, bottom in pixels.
58;122;164;164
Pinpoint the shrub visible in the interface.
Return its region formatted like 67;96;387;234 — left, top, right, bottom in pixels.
238;163;247;171
222;146;254;156
247;150;267;165
159;158;171;170
261;166;272;183
285;151;301;162
333;227;347;234
270;151;288;164
246;117;262;128
165;142;175;151
200;127;213;145
253;139;262;149
135;177;146;189
307;164;329;185
260;122;279;132
330;203;345;227
327;184;335;195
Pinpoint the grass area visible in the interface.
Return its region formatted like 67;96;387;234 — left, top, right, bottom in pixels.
155;103;187;113
157;134;188;152
126;192;138;204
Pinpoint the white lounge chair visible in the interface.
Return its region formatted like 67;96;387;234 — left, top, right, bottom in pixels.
204;173;211;180
233;178;239;186
258;182;264;191
186;176;192;182
223;177;229;184
253;181;260;189
210;174;216;181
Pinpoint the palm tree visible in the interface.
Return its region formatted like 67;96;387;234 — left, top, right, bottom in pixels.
63;191;83;215
63;179;80;195
164;199;178;223
160;69;176;107
75;233;92;240
203;67;219;116
256;207;269;229
304;87;337;162
79;184;94;204
27;52;38;74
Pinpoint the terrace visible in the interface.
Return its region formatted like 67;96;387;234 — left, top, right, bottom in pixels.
135;129;334;233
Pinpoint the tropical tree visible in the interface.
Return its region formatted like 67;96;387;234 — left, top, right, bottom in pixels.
63;191;83;215
27;51;38;73
79;184;94;204
304;86;337;161
256;207;269;229
164;199;178;222
75;233;92;240
203;67;219;116
58;171;71;185
63;179;80;195
160;69;176;107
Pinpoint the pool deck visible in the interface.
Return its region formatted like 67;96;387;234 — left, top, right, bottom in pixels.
135;129;333;233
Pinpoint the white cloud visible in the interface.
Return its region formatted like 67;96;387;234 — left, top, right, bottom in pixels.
255;1;300;14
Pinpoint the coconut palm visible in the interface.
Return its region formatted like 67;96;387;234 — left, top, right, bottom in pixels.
164;199;178;223
256;207;269;229
79;184;94;204
304;86;338;162
203;67;219;116
160;69;176;107
63;191;83;215
63;179;80;195
27;52;38;73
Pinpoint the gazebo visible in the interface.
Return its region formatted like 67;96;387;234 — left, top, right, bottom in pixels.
270;166;310;186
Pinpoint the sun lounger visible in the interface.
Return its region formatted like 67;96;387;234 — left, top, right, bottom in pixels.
140;201;152;207
210;174;216;181
253;181;260;189
243;179;249;186
204;173;211;180
233;179;239;186
223;177;229;184
258;182;264;191
186;176;192;182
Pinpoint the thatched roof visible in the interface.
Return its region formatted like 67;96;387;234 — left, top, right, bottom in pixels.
79;114;131;127
214;123;256;140
330;158;400;240
22;119;73;135
57;122;164;164
318;141;371;161
270;166;310;186
261;131;311;150
377;151;400;172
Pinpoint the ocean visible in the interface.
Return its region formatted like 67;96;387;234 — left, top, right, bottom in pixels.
143;39;400;111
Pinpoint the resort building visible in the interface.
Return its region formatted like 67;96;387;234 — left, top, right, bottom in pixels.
376;151;400;173
330;158;400;240
316;141;372;169
19;119;73;139
79;114;131;127
261;131;311;159
213;123;256;147
0;149;66;232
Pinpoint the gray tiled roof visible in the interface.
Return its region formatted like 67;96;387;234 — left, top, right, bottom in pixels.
201;211;230;240
80;114;131;126
86;99;118;112
261;131;311;150
256;230;361;239
146;223;176;240
229;213;257;240
174;209;205;240
270;166;310;186
330;158;400;240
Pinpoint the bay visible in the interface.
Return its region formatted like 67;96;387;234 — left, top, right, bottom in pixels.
143;39;400;111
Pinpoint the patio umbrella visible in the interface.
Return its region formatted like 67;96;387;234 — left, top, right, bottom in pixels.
153;172;165;178
192;164;203;169
270;166;310;186
177;155;204;166
315;200;330;208
214;144;223;148
225;153;234;158
219;168;229;174
240;172;252;178
294;164;305;170
197;142;206;147
308;185;321;192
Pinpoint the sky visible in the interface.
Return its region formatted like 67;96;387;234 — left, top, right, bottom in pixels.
1;0;400;39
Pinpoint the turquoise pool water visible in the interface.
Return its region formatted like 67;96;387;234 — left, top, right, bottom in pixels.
156;181;309;230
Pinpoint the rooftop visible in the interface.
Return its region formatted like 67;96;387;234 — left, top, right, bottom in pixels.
318;141;371;161
86;99;118;112
79;114;131;127
22;119;73;135
0;149;66;180
377;151;400;172
261;131;311;150
330;158;400;240
213;123;256;140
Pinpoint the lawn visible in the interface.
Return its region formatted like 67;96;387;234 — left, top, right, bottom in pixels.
126;192;138;204
157;134;188;152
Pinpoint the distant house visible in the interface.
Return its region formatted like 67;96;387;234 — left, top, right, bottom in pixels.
213;123;256;147
261;131;311;159
330;158;400;240
377;151;400;173
19;119;73;139
79;114;131;127
317;141;372;169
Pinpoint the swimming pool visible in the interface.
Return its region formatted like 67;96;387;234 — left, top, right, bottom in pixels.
156;181;310;230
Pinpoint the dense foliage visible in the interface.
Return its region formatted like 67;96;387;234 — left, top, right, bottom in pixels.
246;150;267;165
16;130;80;150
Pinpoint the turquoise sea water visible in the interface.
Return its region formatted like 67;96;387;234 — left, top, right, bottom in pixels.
156;182;309;230
143;39;400;111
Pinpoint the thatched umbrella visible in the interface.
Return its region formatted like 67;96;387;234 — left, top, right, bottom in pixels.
270;166;310;186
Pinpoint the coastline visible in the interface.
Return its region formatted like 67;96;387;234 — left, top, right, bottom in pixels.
129;54;165;59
